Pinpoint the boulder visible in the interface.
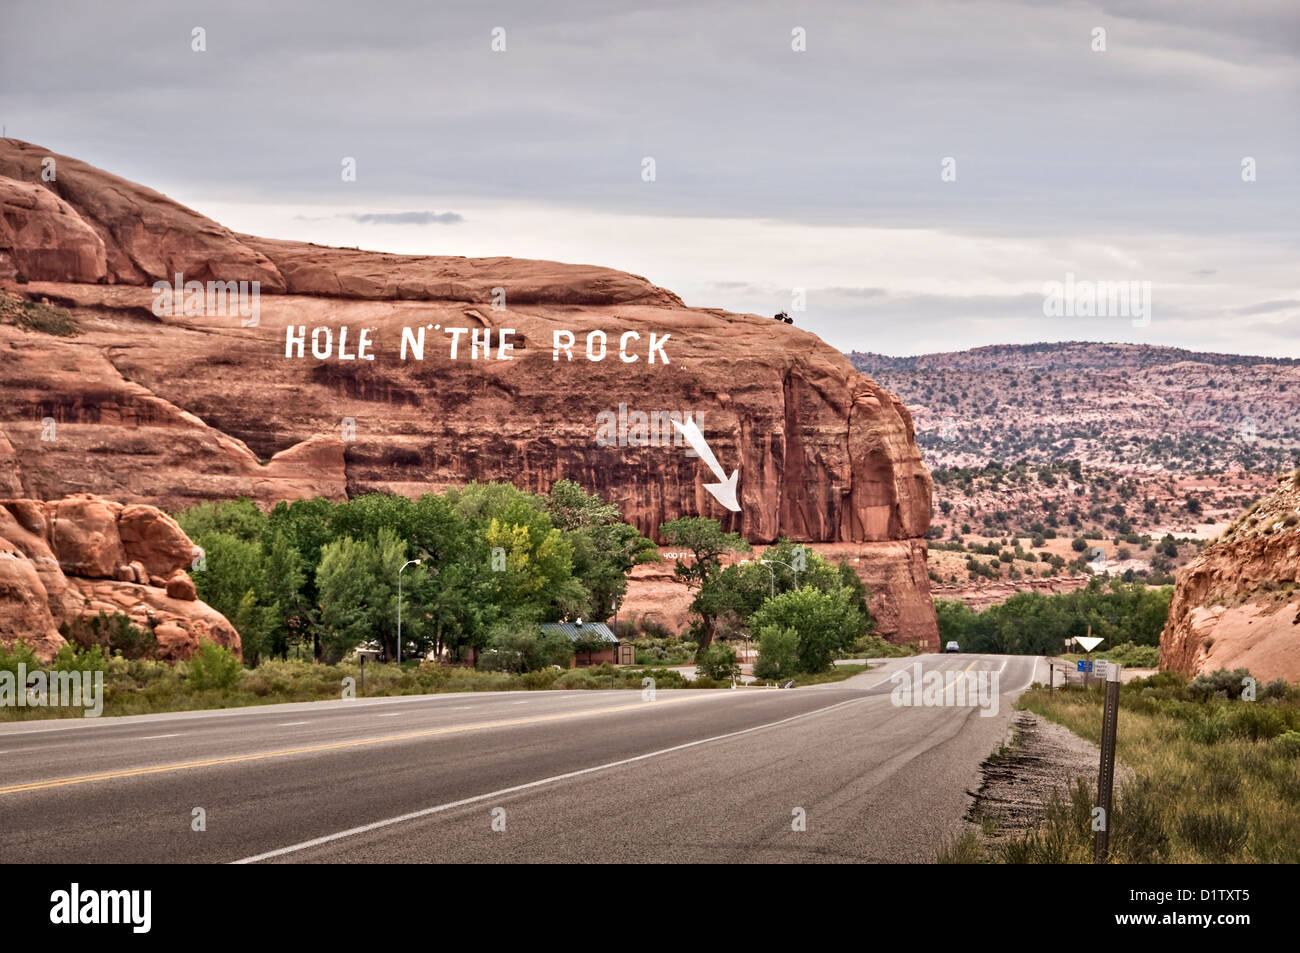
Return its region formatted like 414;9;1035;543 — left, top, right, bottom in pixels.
118;504;194;577
48;495;125;578
165;570;197;602
0;493;239;661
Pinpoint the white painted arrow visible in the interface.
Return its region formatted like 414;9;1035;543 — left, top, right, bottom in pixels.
670;418;740;512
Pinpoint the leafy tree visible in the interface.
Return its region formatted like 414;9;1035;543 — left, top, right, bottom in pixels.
188;532;265;630
695;642;740;682
175;497;267;543
315;526;409;662
262;530;307;659
750;586;867;673
658;517;750;650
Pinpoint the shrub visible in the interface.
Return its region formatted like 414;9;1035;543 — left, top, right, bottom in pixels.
186;641;242;691
1223;703;1289;741
753;625;798;680
554;669;601;690
60;611;157;659
520;667;560;689
0;640;40;674
695;643;740;682
1186;668;1254;702
1273;730;1300;758
50;643;106;673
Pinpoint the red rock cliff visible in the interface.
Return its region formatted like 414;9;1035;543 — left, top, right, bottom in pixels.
0;138;937;647
1160;471;1300;683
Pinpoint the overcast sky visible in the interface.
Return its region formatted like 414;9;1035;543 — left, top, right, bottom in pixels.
2;0;1296;357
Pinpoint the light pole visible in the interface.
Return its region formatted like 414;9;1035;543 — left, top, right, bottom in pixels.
759;558;800;599
397;559;421;663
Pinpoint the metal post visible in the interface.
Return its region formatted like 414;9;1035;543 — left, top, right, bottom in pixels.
1094;662;1122;863
397;558;421;664
359;655;365;696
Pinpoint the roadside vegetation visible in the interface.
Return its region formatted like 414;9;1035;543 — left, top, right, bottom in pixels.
0;639;716;721
176;480;660;666
943;669;1300;863
935;577;1171;655
3;485;887;718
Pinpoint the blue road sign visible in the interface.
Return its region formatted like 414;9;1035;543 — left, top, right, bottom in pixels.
1077;660;1093;672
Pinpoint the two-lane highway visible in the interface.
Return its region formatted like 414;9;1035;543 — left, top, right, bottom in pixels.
0;654;1043;863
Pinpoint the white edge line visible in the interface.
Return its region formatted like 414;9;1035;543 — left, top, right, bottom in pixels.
232;695;868;864
140;733;182;740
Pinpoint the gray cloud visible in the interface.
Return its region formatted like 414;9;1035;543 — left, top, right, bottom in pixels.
1235;299;1300;316
347;211;464;225
0;0;1295;356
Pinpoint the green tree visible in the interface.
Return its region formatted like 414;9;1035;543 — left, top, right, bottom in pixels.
750;586;867;673
695;642;741;682
315;526;409;662
658;517;750;651
548;480;659;619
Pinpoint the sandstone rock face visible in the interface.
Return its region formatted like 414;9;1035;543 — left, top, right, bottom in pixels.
0;138;282;289
0;494;238;661
0;175;107;283
1160;473;1300;683
0;138;937;646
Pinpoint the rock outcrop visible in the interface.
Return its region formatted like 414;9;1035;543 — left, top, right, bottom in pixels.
0;493;239;661
1160;472;1300;682
0;138;937;647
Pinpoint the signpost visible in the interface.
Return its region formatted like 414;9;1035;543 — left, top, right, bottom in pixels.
1094;661;1123;863
1075;630;1103;688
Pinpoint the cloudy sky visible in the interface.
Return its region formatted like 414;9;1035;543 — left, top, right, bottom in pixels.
2;0;1296;356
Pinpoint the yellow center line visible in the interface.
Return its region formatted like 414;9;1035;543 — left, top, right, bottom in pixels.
0;693;724;797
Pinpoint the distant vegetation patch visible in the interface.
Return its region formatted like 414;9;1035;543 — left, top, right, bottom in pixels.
0;291;81;336
936;578;1172;656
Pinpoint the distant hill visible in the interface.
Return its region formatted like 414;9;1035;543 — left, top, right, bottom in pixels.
848;343;1300;598
848;342;1300;474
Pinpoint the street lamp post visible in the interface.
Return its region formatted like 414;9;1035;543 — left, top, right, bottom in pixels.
759;558;800;599
397;559;421;663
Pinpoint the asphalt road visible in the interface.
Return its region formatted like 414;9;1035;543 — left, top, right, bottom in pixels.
0;654;1043;863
